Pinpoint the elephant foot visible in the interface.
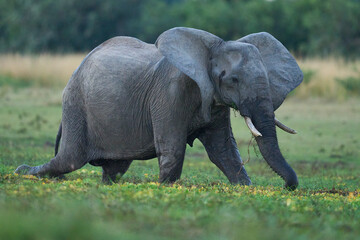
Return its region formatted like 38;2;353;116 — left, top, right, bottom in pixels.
239;175;252;186
102;174;117;185
228;166;252;186
15;164;67;180
101;160;132;185
240;178;252;186
230;178;252;186
233;175;252;186
14;164;35;175
57;174;66;180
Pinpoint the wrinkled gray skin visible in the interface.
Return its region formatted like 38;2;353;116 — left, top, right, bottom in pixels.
15;27;303;190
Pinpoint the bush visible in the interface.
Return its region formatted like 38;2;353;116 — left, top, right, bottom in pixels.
302;69;317;85
337;76;360;96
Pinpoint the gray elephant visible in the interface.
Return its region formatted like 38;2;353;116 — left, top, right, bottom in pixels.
15;27;303;190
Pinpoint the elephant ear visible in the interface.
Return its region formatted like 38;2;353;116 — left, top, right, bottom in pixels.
238;32;303;111
155;27;223;122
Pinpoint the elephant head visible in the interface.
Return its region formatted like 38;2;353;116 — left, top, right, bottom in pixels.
156;27;303;190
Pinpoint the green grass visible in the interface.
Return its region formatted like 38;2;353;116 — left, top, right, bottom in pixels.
0;82;359;240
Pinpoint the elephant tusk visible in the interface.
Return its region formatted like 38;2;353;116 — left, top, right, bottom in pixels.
275;118;297;134
244;117;262;137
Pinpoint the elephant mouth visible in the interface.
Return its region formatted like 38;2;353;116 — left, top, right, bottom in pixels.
233;101;297;136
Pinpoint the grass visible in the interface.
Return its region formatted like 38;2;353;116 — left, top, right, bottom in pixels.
0;54;84;87
0;56;360;239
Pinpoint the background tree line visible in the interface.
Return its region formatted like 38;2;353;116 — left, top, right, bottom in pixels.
1;0;360;58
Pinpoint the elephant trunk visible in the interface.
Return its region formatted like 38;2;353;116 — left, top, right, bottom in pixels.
249;103;298;190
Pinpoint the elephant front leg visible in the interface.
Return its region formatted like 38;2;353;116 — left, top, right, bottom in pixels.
199;130;251;185
198;111;251;185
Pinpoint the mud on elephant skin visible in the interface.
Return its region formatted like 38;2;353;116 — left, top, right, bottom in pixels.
15;27;303;190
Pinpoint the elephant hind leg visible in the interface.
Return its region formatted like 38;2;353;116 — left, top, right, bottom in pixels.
101;160;133;184
15;154;87;178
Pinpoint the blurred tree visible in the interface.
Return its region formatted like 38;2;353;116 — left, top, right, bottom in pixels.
300;0;360;58
0;0;359;58
133;0;183;43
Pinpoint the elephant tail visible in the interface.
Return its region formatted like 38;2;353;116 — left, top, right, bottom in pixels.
54;122;62;156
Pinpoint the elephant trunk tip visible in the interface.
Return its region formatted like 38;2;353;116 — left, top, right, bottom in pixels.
285;177;298;191
266;156;298;191
272;166;298;191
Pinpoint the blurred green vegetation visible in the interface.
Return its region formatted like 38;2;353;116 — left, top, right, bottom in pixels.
337;75;360;96
1;0;360;58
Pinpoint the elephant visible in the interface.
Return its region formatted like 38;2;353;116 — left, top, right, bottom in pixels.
15;27;303;190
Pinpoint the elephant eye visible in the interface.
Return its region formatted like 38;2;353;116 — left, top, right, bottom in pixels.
232;77;239;83
219;70;226;80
